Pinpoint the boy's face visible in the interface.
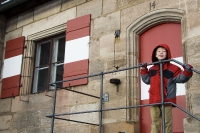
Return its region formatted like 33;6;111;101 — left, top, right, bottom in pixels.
155;47;167;60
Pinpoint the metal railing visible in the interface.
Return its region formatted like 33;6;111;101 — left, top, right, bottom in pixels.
46;59;200;133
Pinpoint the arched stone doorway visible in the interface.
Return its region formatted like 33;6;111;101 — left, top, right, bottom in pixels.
126;8;185;132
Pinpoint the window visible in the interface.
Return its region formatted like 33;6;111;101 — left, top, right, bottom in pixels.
33;34;65;93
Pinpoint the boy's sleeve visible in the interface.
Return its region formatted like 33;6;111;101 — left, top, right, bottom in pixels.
140;68;150;84
183;64;193;77
173;65;193;83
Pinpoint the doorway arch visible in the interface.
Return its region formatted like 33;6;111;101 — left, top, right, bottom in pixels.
126;8;185;126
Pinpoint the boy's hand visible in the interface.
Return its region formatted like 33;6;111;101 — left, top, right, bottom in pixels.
183;64;193;71
140;62;147;69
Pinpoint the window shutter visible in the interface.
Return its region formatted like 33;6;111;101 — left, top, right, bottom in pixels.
63;14;91;87
1;36;25;98
20;40;35;95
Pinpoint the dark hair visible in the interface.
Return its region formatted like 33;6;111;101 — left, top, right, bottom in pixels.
153;46;168;62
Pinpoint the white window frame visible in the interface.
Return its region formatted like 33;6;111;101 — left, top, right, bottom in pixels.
33;35;65;93
50;36;65;89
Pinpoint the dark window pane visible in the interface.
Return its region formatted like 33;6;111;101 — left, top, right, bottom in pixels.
37;68;49;92
39;42;51;66
57;37;65;61
34;34;65;93
55;65;64;87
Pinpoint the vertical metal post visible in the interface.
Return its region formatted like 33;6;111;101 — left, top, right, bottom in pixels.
50;84;57;133
159;61;165;133
99;73;103;133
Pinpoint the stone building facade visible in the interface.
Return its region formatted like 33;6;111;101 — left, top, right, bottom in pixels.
0;0;200;133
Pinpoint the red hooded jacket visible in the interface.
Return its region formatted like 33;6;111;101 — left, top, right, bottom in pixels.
140;44;193;104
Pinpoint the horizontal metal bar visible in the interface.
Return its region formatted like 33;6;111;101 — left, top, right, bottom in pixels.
49;72;103;86
102;103;162;111
46;103;162;118
64;87;100;99
102;102;200;122
50;58;200;86
49;116;99;126
171;58;184;65
165;102;200;121
49;63;153;85
46;102;200;121
171;59;200;74
49;86;100;99
46;109;100;117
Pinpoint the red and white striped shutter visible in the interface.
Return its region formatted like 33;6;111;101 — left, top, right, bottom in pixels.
1;36;25;98
63;14;91;87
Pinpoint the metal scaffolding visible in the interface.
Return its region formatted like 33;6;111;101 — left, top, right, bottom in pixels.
46;59;200;133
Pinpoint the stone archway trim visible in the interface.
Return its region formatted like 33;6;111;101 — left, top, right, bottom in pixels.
126;8;185;122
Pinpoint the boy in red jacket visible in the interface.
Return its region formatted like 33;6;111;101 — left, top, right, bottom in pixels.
140;44;193;133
